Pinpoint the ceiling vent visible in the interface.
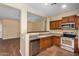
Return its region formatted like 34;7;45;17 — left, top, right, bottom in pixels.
50;3;57;5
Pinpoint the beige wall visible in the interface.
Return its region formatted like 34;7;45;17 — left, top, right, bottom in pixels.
0;20;2;38
27;21;33;32
51;8;79;21
3;3;46;56
2;19;20;39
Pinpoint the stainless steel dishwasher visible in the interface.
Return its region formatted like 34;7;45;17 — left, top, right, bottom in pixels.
30;39;40;56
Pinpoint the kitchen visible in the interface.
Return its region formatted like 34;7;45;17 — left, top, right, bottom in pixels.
27;3;79;56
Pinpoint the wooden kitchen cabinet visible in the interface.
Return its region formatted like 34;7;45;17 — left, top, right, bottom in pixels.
62;15;76;23
50;15;78;30
68;15;76;23
51;36;54;45
58;20;62;29
74;39;78;53
50;21;56;29
75;16;79;29
62;17;69;23
51;36;60;47
50;20;62;29
55;20;60;29
40;37;52;51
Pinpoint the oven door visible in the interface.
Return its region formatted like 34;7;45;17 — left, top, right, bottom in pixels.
61;37;74;48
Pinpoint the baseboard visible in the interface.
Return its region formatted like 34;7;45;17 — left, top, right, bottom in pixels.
3;37;20;40
20;49;23;56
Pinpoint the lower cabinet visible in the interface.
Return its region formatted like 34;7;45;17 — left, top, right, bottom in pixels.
74;39;78;53
40;37;52;51
51;36;60;47
29;36;60;56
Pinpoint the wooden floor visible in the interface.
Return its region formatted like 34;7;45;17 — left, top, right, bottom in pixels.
37;45;79;56
0;38;79;56
0;38;21;56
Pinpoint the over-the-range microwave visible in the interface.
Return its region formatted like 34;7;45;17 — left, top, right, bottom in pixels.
61;23;75;29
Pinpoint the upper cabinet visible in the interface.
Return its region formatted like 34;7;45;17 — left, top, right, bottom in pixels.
50;20;62;30
75;16;79;29
68;15;76;22
62;15;76;23
62;17;69;23
50;15;79;30
50;21;56;29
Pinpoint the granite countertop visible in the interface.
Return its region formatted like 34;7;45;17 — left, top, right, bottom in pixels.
27;31;49;33
29;32;62;40
28;30;78;40
29;33;78;40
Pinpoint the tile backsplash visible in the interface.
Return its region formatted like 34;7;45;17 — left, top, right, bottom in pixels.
50;29;78;35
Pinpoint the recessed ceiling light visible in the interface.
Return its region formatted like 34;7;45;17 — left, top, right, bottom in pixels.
44;3;48;6
62;4;67;9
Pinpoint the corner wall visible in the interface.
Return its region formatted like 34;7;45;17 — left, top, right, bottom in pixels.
0;20;2;38
51;8;79;21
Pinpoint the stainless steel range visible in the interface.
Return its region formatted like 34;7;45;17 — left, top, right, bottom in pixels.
61;32;76;52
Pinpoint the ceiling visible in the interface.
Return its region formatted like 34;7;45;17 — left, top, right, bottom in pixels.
26;3;79;16
0;4;20;19
0;3;79;20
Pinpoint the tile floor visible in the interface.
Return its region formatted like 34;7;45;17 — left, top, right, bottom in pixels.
37;45;79;56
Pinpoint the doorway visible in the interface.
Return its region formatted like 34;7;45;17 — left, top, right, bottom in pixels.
0;3;21;56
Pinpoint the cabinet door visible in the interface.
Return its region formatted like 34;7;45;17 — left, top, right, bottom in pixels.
74;39;78;53
46;37;52;47
50;20;62;29
75;16;79;29
40;38;48;51
68;15;76;23
55;21;59;29
53;21;60;29
57;20;62;29
62;15;76;23
52;36;60;47
40;37;51;51
50;21;56;29
62;17;69;23
51;36;55;46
